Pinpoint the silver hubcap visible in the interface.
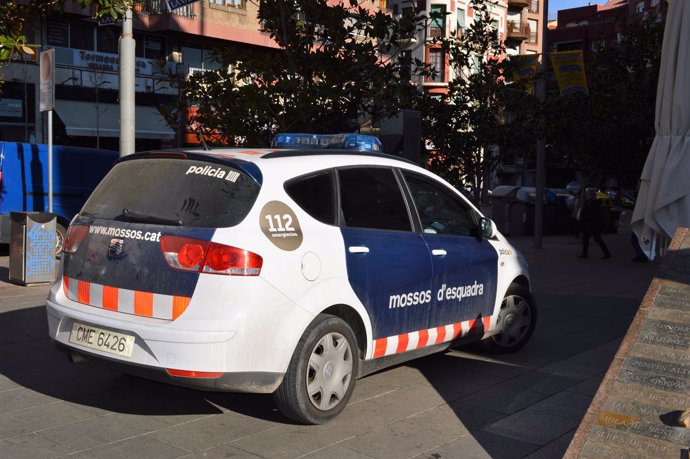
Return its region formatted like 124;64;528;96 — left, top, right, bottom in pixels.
56;231;64;254
306;332;353;411
493;294;532;348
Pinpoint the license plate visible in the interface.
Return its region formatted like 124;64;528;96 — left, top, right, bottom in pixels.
69;322;135;358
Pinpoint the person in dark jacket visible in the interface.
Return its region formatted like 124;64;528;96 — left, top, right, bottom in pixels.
578;190;611;259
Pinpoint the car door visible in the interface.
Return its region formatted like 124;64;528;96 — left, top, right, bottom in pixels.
337;167;433;345
401;171;498;333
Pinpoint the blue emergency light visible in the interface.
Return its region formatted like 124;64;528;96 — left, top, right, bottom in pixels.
271;133;383;152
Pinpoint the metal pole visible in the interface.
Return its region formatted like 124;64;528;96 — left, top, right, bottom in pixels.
534;0;548;248
119;8;136;157
48;109;53;213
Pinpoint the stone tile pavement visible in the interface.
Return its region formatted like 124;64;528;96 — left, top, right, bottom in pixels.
0;210;662;458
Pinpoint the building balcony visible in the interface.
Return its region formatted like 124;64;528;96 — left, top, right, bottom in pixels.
134;0;196;18
508;0;530;8
507;21;530;41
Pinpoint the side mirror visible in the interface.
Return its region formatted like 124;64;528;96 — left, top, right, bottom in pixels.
479;217;496;240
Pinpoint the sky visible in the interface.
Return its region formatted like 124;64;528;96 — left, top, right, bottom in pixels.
548;0;608;20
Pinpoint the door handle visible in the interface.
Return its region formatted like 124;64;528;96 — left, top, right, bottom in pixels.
432;249;447;256
348;246;370;254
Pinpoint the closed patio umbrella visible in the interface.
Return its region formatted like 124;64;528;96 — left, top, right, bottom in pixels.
631;0;690;260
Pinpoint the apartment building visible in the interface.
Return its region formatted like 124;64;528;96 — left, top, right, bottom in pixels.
0;0;277;150
387;0;545;95
547;0;665;55
547;1;628;54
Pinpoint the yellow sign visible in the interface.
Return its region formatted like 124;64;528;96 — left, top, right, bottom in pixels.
510;54;539;93
549;50;588;96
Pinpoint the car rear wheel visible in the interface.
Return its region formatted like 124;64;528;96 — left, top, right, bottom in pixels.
481;284;537;353
274;314;358;424
55;223;67;256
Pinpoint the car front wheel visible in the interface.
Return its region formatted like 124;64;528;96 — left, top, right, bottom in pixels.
481;284;537;353
274;314;359;424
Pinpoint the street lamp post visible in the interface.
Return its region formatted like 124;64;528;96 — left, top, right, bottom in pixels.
119;7;136;156
534;0;548;249
170;50;184;148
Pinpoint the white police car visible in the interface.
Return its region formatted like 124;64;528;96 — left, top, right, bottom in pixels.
46;134;536;424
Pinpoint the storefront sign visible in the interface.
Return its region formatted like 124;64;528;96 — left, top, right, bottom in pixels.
74;50;154;75
0;98;22;118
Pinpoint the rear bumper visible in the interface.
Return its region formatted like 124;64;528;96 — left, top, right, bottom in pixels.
53;341;282;392
45;271;313;393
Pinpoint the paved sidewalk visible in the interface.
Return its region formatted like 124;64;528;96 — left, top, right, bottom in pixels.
0;211;661;458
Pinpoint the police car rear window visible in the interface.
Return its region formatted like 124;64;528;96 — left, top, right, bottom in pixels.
81;158;260;228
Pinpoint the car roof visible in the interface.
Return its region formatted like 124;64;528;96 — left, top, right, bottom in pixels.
115;147;483;216
119;147;421;178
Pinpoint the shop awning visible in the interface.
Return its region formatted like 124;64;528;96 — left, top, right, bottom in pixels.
54;100;175;139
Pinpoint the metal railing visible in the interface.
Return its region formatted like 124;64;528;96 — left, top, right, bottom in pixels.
136;0;196;18
507;21;530;40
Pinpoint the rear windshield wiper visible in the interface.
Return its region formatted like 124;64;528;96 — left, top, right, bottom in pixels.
114;209;182;226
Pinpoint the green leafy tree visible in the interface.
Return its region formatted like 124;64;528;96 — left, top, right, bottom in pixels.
0;1;61;64
1;0;131;75
423;0;532;202
544;12;664;189
180;0;430;146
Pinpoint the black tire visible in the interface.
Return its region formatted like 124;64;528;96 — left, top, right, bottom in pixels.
274;314;359;424
480;283;537;354
55;223;67;256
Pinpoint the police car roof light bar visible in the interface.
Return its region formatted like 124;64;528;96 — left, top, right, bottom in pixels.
271;133;383;152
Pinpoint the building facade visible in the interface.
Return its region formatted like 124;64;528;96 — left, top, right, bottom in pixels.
547;1;629;54
387;0;545;95
0;0;277;151
546;0;665;55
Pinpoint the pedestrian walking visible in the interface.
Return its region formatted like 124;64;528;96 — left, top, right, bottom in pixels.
577;189;612;259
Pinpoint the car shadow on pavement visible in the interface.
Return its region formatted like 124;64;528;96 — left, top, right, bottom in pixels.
0;305;292;425
391;289;644;458
0;236;664;458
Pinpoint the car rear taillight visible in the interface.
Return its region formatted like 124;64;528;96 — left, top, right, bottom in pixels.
160;235;262;276
64;225;89;254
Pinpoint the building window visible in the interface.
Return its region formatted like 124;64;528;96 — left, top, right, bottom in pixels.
428;48;445;82
69;22;95;51
529;0;539;13
181;46;222;74
555;41;582;52
209;0;244;7
399;50;412;82
636;1;645;13
428;5;446;39
47;21;69;47
528;19;538;43
650;0;660;6
96;27;119;54
457;8;466;31
591;39;605;51
135;35;166;60
145;37;165;60
48;20;166;60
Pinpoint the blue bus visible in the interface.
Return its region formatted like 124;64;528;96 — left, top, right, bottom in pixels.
0;142;118;253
